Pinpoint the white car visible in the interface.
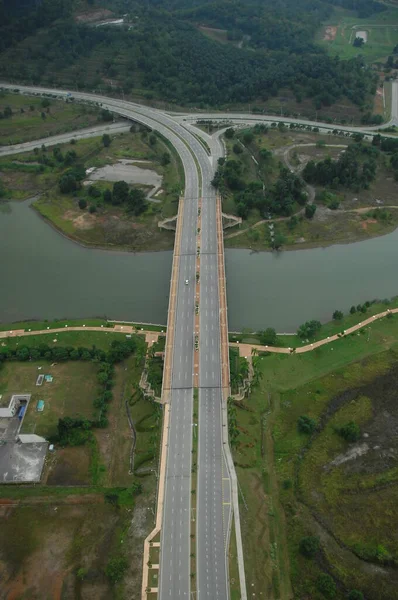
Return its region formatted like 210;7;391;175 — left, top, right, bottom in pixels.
185;279;189;285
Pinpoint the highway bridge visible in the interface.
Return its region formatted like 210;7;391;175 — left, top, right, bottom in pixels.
1;81;396;600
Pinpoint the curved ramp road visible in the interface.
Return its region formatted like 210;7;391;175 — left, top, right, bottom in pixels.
0;83;235;600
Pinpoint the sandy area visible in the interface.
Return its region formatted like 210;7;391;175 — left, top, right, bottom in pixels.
323;26;337;41
85;160;162;199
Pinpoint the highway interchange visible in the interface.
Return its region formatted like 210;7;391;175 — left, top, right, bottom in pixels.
1;81;397;600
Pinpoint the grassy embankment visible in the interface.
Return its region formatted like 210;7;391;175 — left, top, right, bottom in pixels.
0;91;102;145
229;296;398;347
221;127;398;252
317;6;398;63
0;329;162;598
231;309;398;600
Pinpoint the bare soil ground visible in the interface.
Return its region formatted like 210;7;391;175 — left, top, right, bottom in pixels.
44;446;91;486
0;502;117;600
323;26;338;41
75;9;114;24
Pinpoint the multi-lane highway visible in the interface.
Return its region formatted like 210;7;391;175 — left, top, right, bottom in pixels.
0;83;236;600
2;80;396;600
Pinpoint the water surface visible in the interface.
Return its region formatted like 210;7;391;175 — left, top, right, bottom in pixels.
0;200;172;324
1;200;398;331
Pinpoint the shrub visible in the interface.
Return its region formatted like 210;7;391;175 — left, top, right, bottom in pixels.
317;574;336;598
299;536;319;558
339;421;360;442
305;204;316;219
297;415;316;434
297;320;321;339
333;310;343;320
78;198;87;210
105;556;128;584
259;328;277;346
349;592;364;600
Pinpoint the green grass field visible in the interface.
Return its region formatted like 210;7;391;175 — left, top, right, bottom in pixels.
0;92;101;145
318;7;398;62
0;361;99;438
233;303;398;599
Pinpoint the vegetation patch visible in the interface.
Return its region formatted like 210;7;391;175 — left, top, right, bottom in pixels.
0;91;102;145
232;306;398;600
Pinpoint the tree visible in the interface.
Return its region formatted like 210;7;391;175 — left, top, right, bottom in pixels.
339;421;361;442
78;198;87;210
297;320;321;339
161;152;171;166
333;310;343;320
349;592;364;600
299;536;320;558
99;109;113;122
317;574;336;598
127;188;147;215
105;556;128;584
298;415;316;434
112;181;129;205
353;37;364;48
233;143;243;154
102;133;111;147
243;132;254;145
103;189;112;203
259;148;272;161
305;204;316;219
59;173;77;194
225;127;235;139
350;305;357;314
259;328;277;345
149;133;157;146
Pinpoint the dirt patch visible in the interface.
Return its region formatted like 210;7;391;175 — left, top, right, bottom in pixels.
0;503;119;599
361;218;378;229
73;213;97;230
46;446;91;486
323;26;337;41
75;9;113;23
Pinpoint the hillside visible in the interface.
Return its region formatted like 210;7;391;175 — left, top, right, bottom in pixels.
0;0;388;115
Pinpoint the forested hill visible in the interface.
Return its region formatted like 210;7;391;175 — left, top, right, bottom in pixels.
0;0;384;112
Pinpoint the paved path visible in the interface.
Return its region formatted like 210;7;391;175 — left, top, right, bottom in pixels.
0;325;162;346
3;307;397;359
234;307;398;358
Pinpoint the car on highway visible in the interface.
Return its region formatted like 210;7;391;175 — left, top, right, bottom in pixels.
185;279;189;285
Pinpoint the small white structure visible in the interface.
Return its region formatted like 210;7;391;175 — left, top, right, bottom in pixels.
0;394;30;418
18;434;47;444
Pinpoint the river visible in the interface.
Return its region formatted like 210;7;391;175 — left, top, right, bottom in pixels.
1;200;398;331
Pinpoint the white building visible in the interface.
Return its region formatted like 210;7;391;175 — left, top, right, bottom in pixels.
0;394;30;418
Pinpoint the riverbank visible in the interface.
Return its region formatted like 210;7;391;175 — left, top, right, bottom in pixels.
2;302;398;355
220;127;398;252
1;128;183;253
